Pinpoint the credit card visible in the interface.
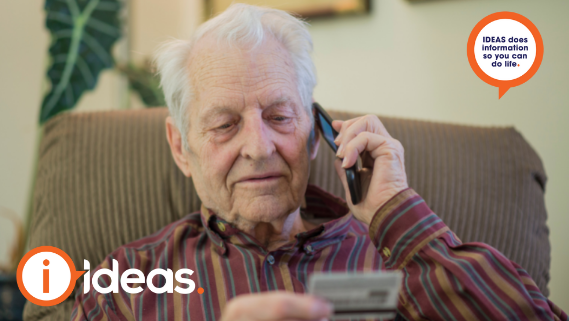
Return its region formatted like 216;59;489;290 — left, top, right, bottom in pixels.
308;271;402;320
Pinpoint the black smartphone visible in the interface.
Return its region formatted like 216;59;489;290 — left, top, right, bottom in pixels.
313;102;362;205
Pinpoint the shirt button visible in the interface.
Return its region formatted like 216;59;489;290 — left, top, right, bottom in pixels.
267;255;275;265
382;247;391;258
305;244;314;253
217;222;226;232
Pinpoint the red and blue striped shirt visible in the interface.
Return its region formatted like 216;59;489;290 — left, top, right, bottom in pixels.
71;185;567;320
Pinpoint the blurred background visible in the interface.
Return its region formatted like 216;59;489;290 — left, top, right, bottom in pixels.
1;0;567;315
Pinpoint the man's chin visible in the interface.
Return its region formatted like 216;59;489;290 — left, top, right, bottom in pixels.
236;194;298;223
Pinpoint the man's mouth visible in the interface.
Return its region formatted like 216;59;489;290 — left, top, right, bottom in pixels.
237;172;283;184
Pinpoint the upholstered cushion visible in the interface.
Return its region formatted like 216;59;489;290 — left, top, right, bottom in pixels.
24;108;550;320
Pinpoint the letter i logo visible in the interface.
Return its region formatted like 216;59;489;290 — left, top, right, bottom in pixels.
17;246;85;306
43;259;50;293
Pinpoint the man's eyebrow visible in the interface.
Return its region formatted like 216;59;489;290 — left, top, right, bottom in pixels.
266;96;292;107
199;97;295;124
199;106;235;125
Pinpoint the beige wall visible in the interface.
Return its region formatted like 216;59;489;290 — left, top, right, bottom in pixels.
0;0;128;266
0;0;47;267
0;0;203;264
0;0;567;311
310;0;569;309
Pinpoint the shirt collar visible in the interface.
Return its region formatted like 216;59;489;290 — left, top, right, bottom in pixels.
200;184;356;255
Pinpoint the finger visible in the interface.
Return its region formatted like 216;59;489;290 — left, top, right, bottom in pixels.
336;117;394;159
334;117;362;144
374;116;391;139
335;115;392;155
341;132;401;168
331;120;343;132
252;292;332;320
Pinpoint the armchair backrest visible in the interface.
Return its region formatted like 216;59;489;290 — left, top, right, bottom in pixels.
24;108;550;320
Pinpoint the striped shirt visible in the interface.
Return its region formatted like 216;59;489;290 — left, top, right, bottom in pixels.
71;185;567;321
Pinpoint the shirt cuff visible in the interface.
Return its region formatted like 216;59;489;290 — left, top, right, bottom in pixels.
368;188;450;270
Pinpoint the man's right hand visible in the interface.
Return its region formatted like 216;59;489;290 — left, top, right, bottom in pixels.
220;292;333;321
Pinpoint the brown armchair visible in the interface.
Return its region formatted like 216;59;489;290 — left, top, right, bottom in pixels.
23;108;550;320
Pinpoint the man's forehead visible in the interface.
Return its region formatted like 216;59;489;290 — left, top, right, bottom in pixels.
187;35;299;111
187;35;295;85
205;95;292;112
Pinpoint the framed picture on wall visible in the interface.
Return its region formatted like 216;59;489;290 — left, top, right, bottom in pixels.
205;0;371;19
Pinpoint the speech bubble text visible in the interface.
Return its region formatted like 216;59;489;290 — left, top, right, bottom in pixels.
467;12;543;98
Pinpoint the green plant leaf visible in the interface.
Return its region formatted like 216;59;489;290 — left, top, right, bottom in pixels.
117;62;166;107
40;0;122;123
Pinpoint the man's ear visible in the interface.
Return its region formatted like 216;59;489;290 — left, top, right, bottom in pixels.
165;116;192;177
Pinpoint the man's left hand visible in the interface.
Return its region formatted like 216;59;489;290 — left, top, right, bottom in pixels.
332;115;408;225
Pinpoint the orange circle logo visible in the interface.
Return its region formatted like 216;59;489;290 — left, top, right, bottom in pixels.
17;246;85;306
467;12;543;98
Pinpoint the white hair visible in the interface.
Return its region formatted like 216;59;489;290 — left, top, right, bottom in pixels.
154;3;317;150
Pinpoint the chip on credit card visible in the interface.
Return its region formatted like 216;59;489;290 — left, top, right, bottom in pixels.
308;271;402;320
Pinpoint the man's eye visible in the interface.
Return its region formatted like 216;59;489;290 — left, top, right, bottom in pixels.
217;123;234;130
272;116;289;122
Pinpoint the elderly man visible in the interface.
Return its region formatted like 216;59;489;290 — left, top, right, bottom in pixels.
72;3;566;321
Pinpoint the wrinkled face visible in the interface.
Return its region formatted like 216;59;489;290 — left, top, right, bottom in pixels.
180;36;317;225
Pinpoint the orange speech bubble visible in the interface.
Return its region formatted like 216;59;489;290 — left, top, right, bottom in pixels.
17;246;85;307
467;12;543;99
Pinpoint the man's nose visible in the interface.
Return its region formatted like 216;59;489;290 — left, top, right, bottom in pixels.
239;116;276;161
